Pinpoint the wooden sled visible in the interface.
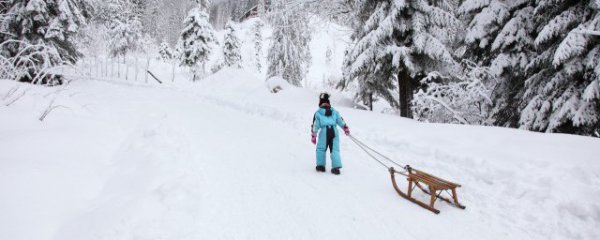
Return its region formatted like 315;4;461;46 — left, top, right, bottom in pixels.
389;166;466;214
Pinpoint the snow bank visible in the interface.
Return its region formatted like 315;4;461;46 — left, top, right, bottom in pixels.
265;76;291;93
1;67;599;240
197;68;359;116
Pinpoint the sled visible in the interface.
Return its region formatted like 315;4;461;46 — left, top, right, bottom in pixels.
389;166;465;214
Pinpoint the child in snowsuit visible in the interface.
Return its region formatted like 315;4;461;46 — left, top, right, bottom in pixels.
311;93;350;175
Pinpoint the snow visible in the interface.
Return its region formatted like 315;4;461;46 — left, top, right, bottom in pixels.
553;25;590;67
1;3;600;239
534;4;584;47
1;66;600;240
228;17;350;91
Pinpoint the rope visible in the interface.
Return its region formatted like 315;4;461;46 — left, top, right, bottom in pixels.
348;135;390;169
348;135;406;168
347;134;407;172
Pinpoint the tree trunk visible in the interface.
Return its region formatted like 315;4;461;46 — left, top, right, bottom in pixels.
110;58;114;77
398;70;413;118
368;92;374;111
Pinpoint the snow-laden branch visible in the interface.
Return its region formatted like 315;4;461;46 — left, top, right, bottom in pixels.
0;39;64;83
420;95;469;125
4;88;28;107
39;98;68;121
412;63;494;125
574;29;600;36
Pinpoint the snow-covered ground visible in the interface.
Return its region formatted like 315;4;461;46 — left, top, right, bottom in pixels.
1;68;599;240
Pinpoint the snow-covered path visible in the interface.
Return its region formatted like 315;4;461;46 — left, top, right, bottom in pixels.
1;70;599;240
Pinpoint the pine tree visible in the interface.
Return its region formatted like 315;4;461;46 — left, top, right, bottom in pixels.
177;0;216;80
233;0;248;21
458;0;536;126
257;0;267;17
266;0;312;87
96;0;144;57
0;0;92;81
519;0;600;135
253;19;264;73
342;0;460;115
159;40;174;60
223;21;242;68
197;0;211;12
108;16;143;57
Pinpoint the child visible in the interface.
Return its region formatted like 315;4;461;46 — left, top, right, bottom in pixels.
311;93;350;175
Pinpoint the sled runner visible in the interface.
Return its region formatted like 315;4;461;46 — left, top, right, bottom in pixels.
389;166;465;214
348;135;466;214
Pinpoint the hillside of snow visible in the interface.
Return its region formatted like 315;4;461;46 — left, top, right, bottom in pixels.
212;17;352;92
1;67;599;240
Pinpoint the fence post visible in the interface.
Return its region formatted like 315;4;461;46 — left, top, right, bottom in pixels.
86;58;91;81
94;57;98;77
117;56;121;79
125;56;129;81
171;60;176;82
145;56;150;83
110;57;114;78
135;56;139;82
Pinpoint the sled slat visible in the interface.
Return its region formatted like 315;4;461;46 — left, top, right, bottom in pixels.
389;167;465;214
413;169;461;188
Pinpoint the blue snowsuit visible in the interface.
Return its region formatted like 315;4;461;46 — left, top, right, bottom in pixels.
312;107;347;169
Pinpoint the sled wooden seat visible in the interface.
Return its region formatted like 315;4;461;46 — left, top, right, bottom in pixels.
389;166;465;214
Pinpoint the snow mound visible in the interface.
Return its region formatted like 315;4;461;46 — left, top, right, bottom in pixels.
1;65;600;240
265;76;292;93
199;68;358;111
201;67;265;95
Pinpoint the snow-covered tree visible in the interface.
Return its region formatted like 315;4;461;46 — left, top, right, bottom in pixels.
233;0;248;21
267;0;312;87
519;0;600;135
197;0;211;11
223;21;242;68
342;0;460;116
253;19;264;73
139;0;194;45
138;33;158;55
257;0;267;17
458;0;536;126
412;61;493;125
325;46;333;67
0;0;92;81
159;40;174;60
177;1;216;80
108;16;143;57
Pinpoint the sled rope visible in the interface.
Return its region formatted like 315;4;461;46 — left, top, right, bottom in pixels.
347;135;406;171
347;134;466;214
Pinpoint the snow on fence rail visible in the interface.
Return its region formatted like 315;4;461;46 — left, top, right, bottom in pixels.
68;55;181;84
